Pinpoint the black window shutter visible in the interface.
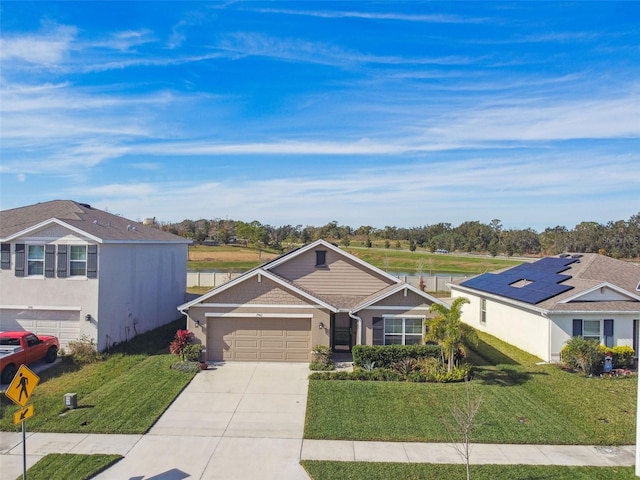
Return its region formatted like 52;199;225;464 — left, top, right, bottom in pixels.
45;244;56;278
0;244;10;270
572;319;582;337
15;244;25;277
87;245;98;278
372;317;384;345
603;319;614;348
57;244;68;278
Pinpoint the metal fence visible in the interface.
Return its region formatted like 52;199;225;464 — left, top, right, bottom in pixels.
187;271;468;292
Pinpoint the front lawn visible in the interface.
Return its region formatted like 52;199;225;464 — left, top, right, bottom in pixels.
304;332;636;445
0;319;196;434
302;461;636;480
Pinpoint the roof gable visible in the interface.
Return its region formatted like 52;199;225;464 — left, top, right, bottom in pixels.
178;268;338;312
559;282;640;303
265;239;401;283
354;283;446;311
1;200;189;244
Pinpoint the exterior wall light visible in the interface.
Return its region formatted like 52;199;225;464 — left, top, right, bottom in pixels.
85;314;91;322
319;322;325;330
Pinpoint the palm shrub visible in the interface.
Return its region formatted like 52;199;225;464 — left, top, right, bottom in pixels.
426;297;478;373
561;336;600;374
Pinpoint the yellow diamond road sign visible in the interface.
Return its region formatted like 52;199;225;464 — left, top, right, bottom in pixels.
13;405;34;424
6;364;40;407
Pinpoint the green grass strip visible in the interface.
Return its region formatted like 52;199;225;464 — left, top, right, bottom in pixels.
22;453;122;480
302;461;636;480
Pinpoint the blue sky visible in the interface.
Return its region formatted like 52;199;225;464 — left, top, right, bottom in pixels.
1;2;638;231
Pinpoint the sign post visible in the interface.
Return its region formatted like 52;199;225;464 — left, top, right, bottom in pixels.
5;364;40;480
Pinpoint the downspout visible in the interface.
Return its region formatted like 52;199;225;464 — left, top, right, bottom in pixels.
541;311;551;363
178;306;190;329
349;312;362;346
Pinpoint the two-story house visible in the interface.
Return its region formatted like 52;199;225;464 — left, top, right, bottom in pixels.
0;200;190;351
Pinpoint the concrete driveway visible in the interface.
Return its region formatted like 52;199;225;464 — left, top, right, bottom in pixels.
93;362;311;480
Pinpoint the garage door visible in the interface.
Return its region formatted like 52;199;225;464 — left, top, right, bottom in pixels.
0;309;80;350
208;317;311;362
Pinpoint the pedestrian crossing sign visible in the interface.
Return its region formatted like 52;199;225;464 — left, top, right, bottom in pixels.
6;365;40;407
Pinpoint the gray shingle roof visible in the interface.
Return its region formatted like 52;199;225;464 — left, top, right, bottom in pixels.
0;200;189;243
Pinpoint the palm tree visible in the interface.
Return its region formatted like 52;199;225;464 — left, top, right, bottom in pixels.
426;297;477;373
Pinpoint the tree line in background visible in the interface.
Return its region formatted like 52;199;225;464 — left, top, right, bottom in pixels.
158;212;640;259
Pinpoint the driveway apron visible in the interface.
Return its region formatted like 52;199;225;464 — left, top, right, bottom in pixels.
93;362;311;480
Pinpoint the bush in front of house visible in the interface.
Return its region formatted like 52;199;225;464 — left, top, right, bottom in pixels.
598;345;635;369
67;335;105;364
309;345;335;371
561;337;601;375
352;344;441;369
183;344;204;362
309;355;472;383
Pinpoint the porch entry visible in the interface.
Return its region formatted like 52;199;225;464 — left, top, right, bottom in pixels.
332;312;356;352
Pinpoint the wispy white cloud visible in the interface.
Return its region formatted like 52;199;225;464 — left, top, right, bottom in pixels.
216;32;477;67
256;8;490;24
0;23;77;66
88;29;156;51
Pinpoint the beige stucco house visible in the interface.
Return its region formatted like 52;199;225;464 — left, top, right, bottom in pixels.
0;200;189;350
449;254;640;363
179;239;446;362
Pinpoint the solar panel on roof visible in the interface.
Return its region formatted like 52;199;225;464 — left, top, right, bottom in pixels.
460;257;577;305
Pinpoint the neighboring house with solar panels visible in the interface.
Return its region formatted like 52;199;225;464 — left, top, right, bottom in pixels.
0;200;190;351
449;254;640;363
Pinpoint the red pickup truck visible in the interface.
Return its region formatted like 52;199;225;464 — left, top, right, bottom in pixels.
0;331;59;384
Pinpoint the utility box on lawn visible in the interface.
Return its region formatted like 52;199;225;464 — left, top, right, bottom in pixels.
64;393;78;409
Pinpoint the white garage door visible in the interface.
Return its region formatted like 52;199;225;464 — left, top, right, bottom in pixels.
208;317;311;362
0;308;80;350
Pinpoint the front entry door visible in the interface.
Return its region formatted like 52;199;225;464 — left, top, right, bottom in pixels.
333;313;353;352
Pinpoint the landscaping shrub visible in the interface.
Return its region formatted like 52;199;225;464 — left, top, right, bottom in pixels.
169;329;194;361
309;361;336;371
352;344;441;369
561;337;600;375
309;344;335;371
170;361;201;373
182;344;204;362
599;345;635;369
392;358;419;376
67;336;104;364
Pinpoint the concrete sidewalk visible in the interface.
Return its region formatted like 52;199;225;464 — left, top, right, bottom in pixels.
301;439;635;467
0;432;635;479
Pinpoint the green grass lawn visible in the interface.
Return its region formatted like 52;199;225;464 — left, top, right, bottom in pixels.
186;244;522;274
22;454;122;480
304;331;637;445
0;319;196;434
302;461;636;480
345;247;521;275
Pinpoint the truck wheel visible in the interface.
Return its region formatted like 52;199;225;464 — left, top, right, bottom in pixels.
45;346;58;363
1;364;17;384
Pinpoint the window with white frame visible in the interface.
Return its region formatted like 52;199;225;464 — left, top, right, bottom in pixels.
582;320;601;342
69;245;87;276
480;298;487;325
384;317;423;345
27;245;45;276
573;319;614;348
